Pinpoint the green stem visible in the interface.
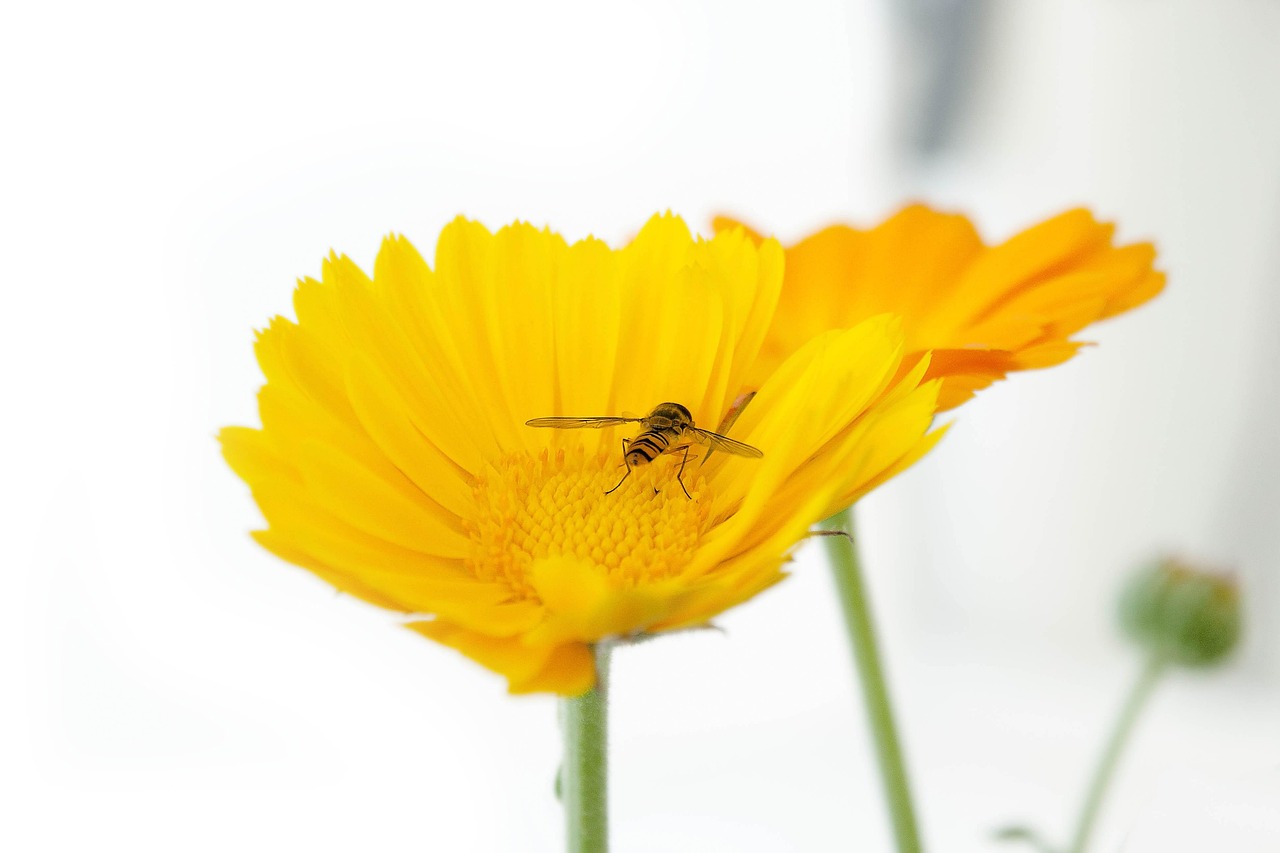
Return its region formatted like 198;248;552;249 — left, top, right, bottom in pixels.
821;507;923;852
1066;654;1167;853
562;643;612;853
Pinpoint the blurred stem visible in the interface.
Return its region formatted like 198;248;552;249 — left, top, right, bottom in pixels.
562;643;612;853
821;506;922;852
1066;654;1168;853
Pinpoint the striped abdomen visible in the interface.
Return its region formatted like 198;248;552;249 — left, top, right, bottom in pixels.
625;427;682;466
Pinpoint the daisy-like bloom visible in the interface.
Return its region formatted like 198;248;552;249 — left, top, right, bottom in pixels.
715;205;1164;410
220;215;944;696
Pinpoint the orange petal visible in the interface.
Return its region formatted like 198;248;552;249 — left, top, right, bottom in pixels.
717;205;1163;409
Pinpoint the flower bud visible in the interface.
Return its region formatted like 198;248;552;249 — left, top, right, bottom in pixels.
1119;558;1241;667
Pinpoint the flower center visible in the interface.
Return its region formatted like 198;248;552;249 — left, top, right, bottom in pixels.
466;447;712;598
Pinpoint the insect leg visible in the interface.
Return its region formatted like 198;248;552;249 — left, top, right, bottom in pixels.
605;439;632;495
674;445;692;500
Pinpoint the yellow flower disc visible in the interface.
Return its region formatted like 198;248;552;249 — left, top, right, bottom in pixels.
221;214;942;695
468;447;713;594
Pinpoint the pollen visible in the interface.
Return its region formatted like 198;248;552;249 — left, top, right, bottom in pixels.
465;447;713;598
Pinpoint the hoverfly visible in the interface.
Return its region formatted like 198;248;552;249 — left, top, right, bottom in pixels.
525;401;763;499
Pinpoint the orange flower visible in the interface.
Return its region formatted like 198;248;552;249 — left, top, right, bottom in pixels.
714;205;1164;410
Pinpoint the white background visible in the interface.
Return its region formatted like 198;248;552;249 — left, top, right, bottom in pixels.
4;1;1279;850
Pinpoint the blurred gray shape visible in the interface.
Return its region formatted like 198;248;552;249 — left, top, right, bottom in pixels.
889;0;990;159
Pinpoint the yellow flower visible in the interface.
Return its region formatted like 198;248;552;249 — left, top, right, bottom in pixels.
220;215;943;695
715;205;1165;410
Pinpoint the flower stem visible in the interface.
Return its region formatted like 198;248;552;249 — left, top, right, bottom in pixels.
562;643;612;853
1066;654;1168;853
821;506;922;852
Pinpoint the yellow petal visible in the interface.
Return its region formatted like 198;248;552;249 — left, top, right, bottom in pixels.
218;426;299;486
408;620;558;687
507;642;596;696
372;233;497;471
703;316;907;534
288;437;469;557
344;352;475;519
549;237;619;457
251;529;417;612
609;214;719;417
431;219;562;454
527;556;672;643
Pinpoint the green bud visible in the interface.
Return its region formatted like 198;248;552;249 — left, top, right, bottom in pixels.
1119;558;1241;667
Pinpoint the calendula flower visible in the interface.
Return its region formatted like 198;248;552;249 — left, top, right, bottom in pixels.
220;215;943;696
715;205;1164;410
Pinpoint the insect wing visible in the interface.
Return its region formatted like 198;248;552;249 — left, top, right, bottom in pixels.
700;391;757;467
714;391;755;436
525;416;639;429
689;427;764;458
